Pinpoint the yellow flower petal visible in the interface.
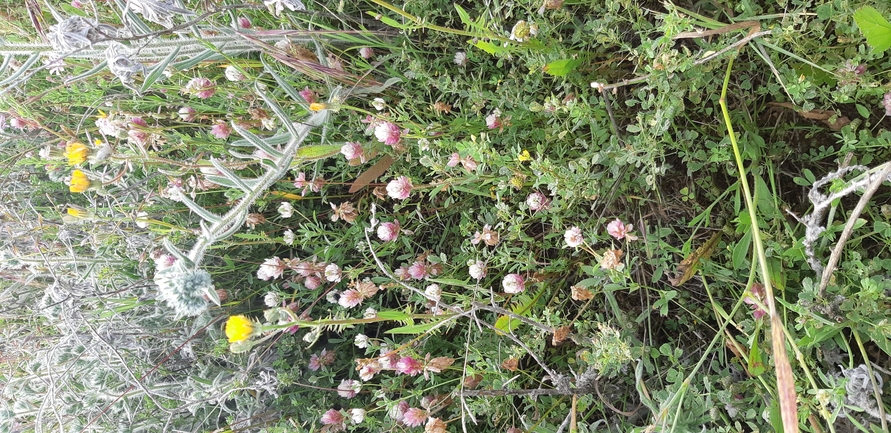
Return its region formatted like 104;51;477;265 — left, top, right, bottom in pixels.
69;170;90;193
65;142;88;166
225;315;254;343
518;149;531;161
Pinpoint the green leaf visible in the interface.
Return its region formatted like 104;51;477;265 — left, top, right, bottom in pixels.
386;320;443;335
854;6;891;53
141;46;180;93
376;310;411;321
856;103;871;119
748;334;766;376
294;144;342;161
543;59;583;77
454;4;472;26
473;40;507;55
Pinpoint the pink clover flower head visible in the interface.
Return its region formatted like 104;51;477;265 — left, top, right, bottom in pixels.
309;348;335;371
606;218;637;240
374;121;403;146
210;121;231;139
153;253;177;271
564;226;584;248
237;16;251;28
390;401;410;423
183;77;216;99
359;360;382;381
339;289;364;308
320;408;346;427
502;273;525;294
377;220;401;242
744;283;767;320
325;263;342;282
340;141;364;162
257;257;286;280
294;172;310;195
177;106;196;121
402;407;427;427
447;152;461;167
485;109;502;129
468;260;487;279
359;47;375;59
304;275;321;290
386;176;414;200
336;379;361;398
526;191;550;211
70;0;83;8
130;117;148;128
395;264;410;280
408;261;429;280
299;86;317;104
884;91;891;117
454;51;467;66
396;356;423;376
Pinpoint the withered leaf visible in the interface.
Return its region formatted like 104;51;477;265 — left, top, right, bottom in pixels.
668;231;721;286
349;155;394;193
501;358;519;372
768;102;850;131
552;325;572;346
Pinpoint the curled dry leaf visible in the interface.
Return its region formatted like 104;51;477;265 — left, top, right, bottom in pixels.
668;231;721;286
768;102;850;131
501;357;519;372
552;325;572;346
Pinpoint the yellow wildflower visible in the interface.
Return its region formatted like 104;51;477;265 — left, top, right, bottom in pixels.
309;102;327;112
518;149;531;162
65;142;88;165
225;315;254;343
69;170;90;193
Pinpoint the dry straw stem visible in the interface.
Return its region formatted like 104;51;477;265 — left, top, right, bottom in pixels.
817;161;891;298
719;57;798;432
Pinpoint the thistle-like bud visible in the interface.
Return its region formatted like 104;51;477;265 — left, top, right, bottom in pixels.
153;264;213;316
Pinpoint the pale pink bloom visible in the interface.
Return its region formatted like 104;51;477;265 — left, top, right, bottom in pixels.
390;401;410;423
359;47;374;59
153;254;176;271
238;16;251;28
320;409;346;427
308;349;335;371
349;408;366;423
564;226;584;247
379;348;398;368
128;129;150;147
183;77;216;99
177;106;196;121
744;283;767;320
359;360;382;381
502;273;525;294
395;264;410;280
70;0;83;8
337;379;361;398
304;275;321;289
377;220;400;242
339;289;363;308
374;121;402;146
526;192;550;211
485;109;502;129
402;408;427;427
425;284;441;301
884;91;891;116
340;141;364;161
211;122;231;139
257;257;286;280
447;153;461;167
461;156;478;171
299;87;316;104
396;356;423;376
606;218;636;240
387;176;413;200
454;51;467;66
468;260;486;279
325;263;342;282
408;261;428;280
278;202;294;217
294;172;310;195
224;65;246;82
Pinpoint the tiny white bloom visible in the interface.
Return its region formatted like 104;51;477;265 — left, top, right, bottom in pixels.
278;201;294;218
371;98;386;111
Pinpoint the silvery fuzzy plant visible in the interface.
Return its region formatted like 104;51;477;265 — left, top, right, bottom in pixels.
0;2;317;94
154;78;337;317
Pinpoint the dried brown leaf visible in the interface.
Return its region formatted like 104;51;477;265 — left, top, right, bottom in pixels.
668;231;721;286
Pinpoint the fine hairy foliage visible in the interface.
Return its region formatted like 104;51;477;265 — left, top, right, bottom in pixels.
4;1;891;432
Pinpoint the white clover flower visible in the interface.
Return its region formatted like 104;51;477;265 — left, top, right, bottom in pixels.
354;333;369;348
468;260;486;280
324;263;342;282
278;202;294;218
264;291;281;307
282;229;295;245
372;98;387;111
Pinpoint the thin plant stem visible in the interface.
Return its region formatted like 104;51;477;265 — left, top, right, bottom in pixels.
719;55;799;433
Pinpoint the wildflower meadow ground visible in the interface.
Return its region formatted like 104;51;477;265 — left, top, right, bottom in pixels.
4;1;891;432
